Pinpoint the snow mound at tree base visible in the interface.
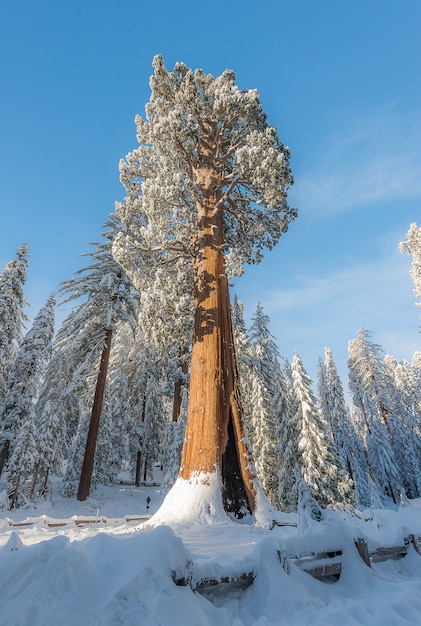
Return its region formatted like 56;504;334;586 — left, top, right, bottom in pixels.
145;471;276;528
146;472;229;526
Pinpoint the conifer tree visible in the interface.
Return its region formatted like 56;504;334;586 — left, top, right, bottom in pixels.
125;338;167;486
137;260;193;426
231;296;254;436
31;397;66;497
107;322;134;478
0;293;55;479
57;216;137;500
348;404;372;507
6;415;36;509
114;56;296;522
277;359;300;511
292;354;353;508
347;329;402;503
247;303;282;507
0;243;29;403
399;222;421;318
317;349;357;490
392;357;421;469
382;355;421;498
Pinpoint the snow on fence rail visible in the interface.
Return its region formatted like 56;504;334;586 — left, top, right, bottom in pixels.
7;514;151;528
192;533;421;590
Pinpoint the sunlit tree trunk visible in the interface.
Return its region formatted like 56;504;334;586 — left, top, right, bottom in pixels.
179;160;256;515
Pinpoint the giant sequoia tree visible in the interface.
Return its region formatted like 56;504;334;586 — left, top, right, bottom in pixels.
115;56;296;521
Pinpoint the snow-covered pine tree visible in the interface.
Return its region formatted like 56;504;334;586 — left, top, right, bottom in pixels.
347;403;372;508
106;321;134;479
114;56;296;523
277;358;301;511
0;294;55;483
57;215;138;500
231;296;252;382
317;349;358;494
389;357;421;470
399;222;421;318
6;415;36;509
125;339;167;487
136;260;193;477
382;354;421;498
0;243;29;404
31;397;67;498
347;329;402;504
247;303;282;507
292;354;353;508
231;295;254;438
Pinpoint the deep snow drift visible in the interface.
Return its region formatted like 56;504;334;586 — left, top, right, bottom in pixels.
1;478;421;626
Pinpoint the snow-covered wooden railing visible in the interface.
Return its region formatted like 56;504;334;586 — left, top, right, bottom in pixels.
280;547;343;580
282;534;421;581
193;571;255;591
191;533;421;590
7;514;150;528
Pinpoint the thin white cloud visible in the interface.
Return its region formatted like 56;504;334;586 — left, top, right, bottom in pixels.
291;104;421;216
249;249;420;385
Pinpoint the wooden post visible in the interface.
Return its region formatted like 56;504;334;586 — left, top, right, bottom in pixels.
355;538;371;567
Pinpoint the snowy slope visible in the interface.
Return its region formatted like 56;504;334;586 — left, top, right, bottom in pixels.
1;482;421;625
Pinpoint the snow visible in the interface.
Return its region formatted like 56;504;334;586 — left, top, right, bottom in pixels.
2;478;421;625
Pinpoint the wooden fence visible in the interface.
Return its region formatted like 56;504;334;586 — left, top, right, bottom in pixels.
191;532;421;591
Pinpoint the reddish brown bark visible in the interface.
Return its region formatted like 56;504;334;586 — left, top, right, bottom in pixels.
179;157;256;516
77;328;112;501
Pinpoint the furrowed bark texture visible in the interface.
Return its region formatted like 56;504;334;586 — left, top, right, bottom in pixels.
179;157;256;515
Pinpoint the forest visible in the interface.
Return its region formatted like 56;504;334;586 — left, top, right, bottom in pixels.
0;58;420;521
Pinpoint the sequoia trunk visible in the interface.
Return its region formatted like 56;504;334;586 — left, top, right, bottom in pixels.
179;163;256;516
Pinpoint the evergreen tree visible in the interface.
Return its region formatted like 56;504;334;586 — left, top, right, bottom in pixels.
107;322;134;478
399;222;421;318
292;354;352;508
125;339;166;486
57;216;138;500
6;415;36;509
348;403;372;508
0;243;29;403
397;357;421;467
317;348;358;498
347;329;402;503
114;56;296;521
137;260;193;426
276;358;300;511
0;293;55;478
231;296;254;438
247;303;282;507
382;355;421;498
31;397;67;498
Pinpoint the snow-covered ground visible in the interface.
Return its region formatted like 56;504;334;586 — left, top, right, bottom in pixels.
2;477;421;626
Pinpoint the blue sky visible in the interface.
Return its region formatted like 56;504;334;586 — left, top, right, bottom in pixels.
1;0;420;388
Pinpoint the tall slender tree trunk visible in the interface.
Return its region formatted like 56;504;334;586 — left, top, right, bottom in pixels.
30;462;39;495
134;392;147;487
0;439;10;478
179;160;257;516
172;348;189;423
77;328;112;501
135;451;142;487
